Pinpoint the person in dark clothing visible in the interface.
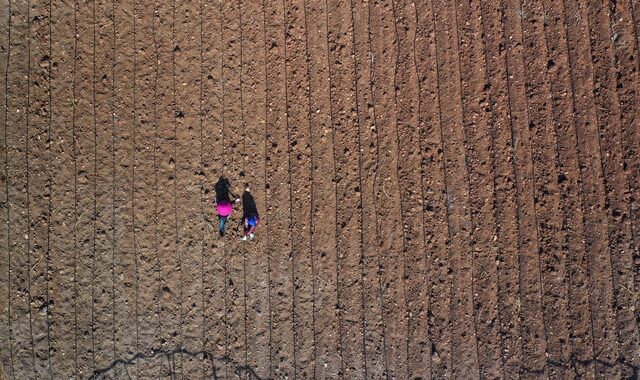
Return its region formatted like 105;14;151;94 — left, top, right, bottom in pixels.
214;176;239;237
240;188;260;241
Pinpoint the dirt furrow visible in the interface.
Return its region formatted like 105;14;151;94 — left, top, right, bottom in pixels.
5;0;35;376
586;2;640;375
112;0;137;375
200;0;225;375
303;0;341;377
264;0;295;377
501;1;549;375
350;1;388;378
413;2;452;377
238;0;270;376
154;0;181;375
283;0;316;377
391;1;431;378
607;0;640;360
72;0;97;375
26;0;53;376
478;2;523;377
368;1;408;378
562;0;619;377
453;1;503;377
92;0;117;373
220;0;247;377
174;0;204;377
47;0;77;377
324;0;366;377
539;0;597;377
430;0;480;377
0;0;10;375
519;0;570;376
132;0;163;377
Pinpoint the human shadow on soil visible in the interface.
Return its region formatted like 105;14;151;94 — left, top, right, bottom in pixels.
88;347;267;380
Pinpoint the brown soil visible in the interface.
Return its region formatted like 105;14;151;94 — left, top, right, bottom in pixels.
1;0;639;378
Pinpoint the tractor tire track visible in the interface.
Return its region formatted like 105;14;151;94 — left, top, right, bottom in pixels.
368;1;408;377
283;0;316;377
5;0;35;376
200;0;226;375
454;1;503;377
154;0;182;375
73;0;98;375
92;0;117;373
562;0;619;376
26;0;53;376
303;0;341;377
431;0;480;377
586;2;640;376
112;0;137;376
540;0;598;377
264;0;295;377
325;0;366;377
47;0;78;377
220;0;247;377
502;1;549;374
478;2;524;377
414;2;452;377
174;0;204;378
519;0;569;376
133;0;162;377
239;0;270;376
350;0;388;377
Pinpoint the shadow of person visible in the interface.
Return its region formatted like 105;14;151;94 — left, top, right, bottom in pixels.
241;189;260;240
214;176;232;204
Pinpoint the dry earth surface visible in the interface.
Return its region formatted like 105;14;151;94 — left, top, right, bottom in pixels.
1;0;639;379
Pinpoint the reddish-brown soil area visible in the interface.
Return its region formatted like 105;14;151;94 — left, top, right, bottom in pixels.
1;0;639;379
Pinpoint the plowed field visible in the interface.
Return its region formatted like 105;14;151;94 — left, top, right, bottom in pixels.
1;0;639;378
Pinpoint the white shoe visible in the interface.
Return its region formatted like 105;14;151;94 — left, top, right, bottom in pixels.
241;236;247;241
249;233;255;240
